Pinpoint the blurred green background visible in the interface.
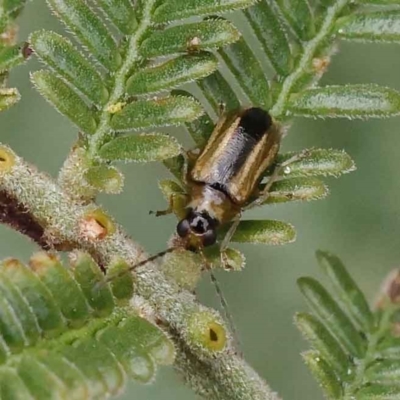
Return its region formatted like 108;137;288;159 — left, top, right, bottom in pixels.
2;2;400;399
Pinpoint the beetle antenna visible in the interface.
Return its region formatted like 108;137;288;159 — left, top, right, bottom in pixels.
104;247;176;284
209;270;242;352
199;250;242;353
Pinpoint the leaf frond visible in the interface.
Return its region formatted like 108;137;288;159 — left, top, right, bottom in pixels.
0;2;32;111
0;252;174;399
297;251;400;399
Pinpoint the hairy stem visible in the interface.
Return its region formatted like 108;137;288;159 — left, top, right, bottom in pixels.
344;306;394;399
174;338;281;400
0;190;50;249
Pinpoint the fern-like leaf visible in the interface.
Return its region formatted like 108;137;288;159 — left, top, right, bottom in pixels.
0;2;31;111
0;252;174;399
296;251;400;399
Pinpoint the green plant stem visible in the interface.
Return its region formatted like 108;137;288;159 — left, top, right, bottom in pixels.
270;0;349;118
87;0;157;158
174;339;281;400
343;305;394;399
0;145;280;400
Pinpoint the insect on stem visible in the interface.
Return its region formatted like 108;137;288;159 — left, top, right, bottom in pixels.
101;107;306;354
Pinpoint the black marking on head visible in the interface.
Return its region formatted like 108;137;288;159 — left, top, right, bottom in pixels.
190;213;210;234
239;107;272;140
177;209;218;248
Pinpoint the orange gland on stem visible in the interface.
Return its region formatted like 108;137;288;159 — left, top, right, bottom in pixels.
79;209;116;240
0;24;18;46
0;146;16;173
312;56;331;75
106;101;126;114
2;258;24;271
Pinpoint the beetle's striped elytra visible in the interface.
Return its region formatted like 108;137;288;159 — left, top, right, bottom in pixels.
176;107;281;250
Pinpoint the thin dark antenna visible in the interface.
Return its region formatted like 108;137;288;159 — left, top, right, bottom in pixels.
104;247;176;284
198;250;242;352
209;270;242;353
104;245;242;352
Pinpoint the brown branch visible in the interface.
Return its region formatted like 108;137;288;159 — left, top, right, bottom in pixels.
0;190;50;249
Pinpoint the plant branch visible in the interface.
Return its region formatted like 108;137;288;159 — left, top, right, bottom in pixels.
0;144;279;400
88;0;157;157
343;305;394;399
270;0;349;118
174;338;281;400
0;190;51;249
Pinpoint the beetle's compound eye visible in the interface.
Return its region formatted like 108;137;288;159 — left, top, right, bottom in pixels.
177;218;190;238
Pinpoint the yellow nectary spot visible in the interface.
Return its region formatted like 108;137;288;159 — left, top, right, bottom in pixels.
0;146;16;172
207;321;226;350
106;102;126;114
188;312;227;352
80;209;116;240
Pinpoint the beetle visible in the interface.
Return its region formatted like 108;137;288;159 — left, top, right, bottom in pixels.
107;105;303;277
174;106;281;253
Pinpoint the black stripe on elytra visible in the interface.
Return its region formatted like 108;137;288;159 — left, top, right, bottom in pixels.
209;108;272;196
239;107;272;140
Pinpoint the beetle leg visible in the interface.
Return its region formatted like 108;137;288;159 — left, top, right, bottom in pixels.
219;213;242;255
150;193;187;217
186;148;200;164
218;101;226;117
247;149;312;210
153;208;172;217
